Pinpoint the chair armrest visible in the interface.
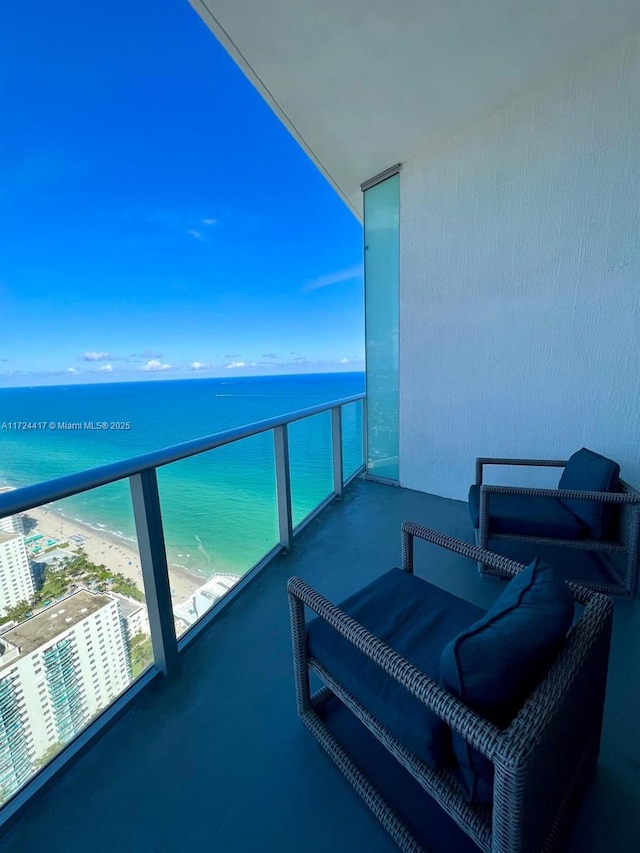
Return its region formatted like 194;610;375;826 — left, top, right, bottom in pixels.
475;457;568;485
401;521;526;579
479;484;638;503
402;522;594;606
287;574;503;759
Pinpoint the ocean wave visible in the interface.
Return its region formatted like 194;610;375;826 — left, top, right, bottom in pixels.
170;562;209;580
52;508;139;546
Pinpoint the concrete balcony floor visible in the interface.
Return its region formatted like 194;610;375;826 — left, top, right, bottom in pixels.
4;479;640;852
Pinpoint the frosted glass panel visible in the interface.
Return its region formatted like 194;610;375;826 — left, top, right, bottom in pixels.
364;174;399;481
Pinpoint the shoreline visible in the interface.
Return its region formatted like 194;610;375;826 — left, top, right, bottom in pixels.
25;505;203;606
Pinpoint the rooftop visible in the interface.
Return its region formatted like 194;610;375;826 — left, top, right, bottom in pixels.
174;573;241;626
0;590;113;665
3;479;638;851
107;593;144;620
0;531;21;546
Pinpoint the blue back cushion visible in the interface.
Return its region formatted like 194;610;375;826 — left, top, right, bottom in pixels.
468;485;585;539
440;560;574;804
559;448;620;539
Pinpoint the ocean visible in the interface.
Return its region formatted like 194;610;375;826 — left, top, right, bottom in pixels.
0;373;364;578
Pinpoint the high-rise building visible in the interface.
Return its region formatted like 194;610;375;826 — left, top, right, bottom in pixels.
0;532;34;616
108;593;150;639
0;487;24;537
0;590;132;801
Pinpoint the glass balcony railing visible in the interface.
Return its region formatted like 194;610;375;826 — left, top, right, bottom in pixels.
289;411;333;528
0;393;365;817
341;399;365;482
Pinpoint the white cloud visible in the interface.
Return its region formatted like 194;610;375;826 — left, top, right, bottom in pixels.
202;218;217;226
226;361;246;369
140;359;171;372
81;350;112;362
67;367;78;373
187;229;205;242
339;357;350;364
99;364;113;373
304;264;363;293
190;361;210;371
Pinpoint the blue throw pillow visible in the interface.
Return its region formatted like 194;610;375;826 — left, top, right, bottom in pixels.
440;559;574;804
558;448;620;540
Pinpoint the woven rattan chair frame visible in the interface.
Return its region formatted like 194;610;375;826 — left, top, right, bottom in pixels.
288;523;613;853
474;457;640;596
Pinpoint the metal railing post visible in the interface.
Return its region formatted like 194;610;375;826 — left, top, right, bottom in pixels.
129;469;180;678
331;406;343;498
274;425;293;551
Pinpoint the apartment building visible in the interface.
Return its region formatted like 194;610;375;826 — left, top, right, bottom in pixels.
0;590;132;801
0;533;34;616
0;489;24;537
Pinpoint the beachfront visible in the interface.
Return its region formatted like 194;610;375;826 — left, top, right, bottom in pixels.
25;506;202;606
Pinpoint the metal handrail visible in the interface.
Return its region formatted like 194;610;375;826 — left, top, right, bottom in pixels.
0;393;365;517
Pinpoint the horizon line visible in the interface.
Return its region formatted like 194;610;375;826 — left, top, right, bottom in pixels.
0;369;366;392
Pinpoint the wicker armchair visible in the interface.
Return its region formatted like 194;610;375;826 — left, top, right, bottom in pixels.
288;524;613;853
471;456;640;596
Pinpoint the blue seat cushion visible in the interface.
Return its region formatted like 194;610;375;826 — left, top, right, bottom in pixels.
440;559;574;804
468;484;585;539
307;568;486;769
558;447;620;540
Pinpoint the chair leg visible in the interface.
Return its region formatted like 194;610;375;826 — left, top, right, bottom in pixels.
628;520;640;597
478;489;491;576
475;528;487;575
288;591;311;716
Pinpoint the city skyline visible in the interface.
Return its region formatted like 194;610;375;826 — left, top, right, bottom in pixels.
0;2;364;388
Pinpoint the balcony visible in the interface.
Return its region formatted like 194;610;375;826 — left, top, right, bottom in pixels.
1;4;638;848
2;476;639;851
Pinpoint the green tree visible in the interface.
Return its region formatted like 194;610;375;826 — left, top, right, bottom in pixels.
111;576;144;602
3;549;145;628
33;741;65;770
4;600;32;623
34;569;72;605
129;633;153;678
40;550;145;602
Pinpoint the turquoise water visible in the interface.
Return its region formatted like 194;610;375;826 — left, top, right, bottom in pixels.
0;374;364;577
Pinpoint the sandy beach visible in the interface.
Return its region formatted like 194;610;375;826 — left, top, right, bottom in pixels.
25;506;202;606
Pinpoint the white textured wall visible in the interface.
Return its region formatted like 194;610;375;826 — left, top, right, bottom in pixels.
400;33;640;500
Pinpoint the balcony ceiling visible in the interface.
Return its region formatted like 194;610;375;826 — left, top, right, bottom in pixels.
191;0;640;216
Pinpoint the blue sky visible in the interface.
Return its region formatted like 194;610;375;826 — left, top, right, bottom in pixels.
0;1;364;387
